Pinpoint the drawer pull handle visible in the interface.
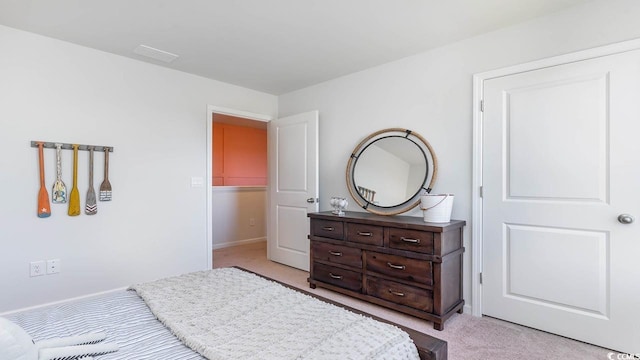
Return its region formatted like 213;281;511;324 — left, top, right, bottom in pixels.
401;237;420;244
322;226;334;231
329;251;343;256
387;262;406;270
329;273;343;280
358;231;373;237
388;289;405;297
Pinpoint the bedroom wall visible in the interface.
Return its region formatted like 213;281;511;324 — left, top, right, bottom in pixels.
277;0;640;314
0;25;277;313
212;187;267;249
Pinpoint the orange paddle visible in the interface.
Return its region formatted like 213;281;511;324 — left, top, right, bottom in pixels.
68;144;81;216
36;142;51;218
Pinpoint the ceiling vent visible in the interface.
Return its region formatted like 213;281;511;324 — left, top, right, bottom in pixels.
133;45;179;63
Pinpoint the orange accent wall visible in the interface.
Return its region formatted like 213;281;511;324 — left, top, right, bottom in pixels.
212;122;267;186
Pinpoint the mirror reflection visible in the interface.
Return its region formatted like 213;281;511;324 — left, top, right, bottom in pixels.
346;128;437;215
353;136;427;208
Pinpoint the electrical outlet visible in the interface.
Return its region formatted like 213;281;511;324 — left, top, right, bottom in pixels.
30;261;46;277
249;218;255;226
47;259;61;274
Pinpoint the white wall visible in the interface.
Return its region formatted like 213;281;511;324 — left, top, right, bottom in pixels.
278;0;640;313
0;25;277;312
212;187;267;249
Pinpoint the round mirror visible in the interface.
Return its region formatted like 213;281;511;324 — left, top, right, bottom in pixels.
346;128;437;215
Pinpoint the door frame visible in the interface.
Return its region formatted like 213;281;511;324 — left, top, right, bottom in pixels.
471;38;640;317
206;105;273;269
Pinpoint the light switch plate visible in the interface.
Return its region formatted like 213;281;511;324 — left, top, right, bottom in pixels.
46;259;61;274
191;176;204;188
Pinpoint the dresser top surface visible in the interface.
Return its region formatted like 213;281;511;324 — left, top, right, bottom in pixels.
308;211;465;232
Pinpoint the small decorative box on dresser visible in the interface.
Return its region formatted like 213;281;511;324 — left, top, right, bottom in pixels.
308;211;465;330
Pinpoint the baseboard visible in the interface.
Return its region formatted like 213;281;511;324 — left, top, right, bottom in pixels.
0;286;128;316
213;237;266;250
463;304;473;315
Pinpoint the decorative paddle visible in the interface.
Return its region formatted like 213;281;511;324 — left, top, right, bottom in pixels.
85;147;97;215
68;144;81;216
99;148;112;201
52;143;67;203
36;142;51;218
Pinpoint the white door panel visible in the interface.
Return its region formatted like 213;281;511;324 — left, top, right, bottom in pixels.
506;73;608;201
268;111;319;271
275;205;311;252
482;50;640;352
505;224;608;316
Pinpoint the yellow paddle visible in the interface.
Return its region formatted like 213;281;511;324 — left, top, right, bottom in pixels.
68;144;81;216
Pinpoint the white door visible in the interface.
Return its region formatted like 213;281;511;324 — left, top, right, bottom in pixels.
482;50;640;352
267;111;319;271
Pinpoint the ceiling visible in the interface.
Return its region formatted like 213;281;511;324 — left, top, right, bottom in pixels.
0;0;594;95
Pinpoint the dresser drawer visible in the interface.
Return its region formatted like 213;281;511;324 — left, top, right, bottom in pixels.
311;219;344;240
389;228;434;254
313;262;362;291
366;252;433;285
346;223;383;246
312;241;362;268
367;276;433;312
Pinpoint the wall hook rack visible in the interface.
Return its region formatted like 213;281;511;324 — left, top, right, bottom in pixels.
30;141;114;153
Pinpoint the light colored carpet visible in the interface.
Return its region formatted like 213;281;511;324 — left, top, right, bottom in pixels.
213;242;612;360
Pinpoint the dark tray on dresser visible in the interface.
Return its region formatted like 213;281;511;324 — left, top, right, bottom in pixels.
308;211;465;330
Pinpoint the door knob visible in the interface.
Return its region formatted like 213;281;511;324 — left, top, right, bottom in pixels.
618;214;635;224
307;198;316;203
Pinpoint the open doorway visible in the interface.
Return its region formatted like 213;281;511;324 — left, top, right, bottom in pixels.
212;113;267;250
206;106;272;268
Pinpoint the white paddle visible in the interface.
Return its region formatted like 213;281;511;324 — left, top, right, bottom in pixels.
51;143;67;203
85;147;97;214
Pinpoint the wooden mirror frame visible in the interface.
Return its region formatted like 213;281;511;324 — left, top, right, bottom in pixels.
346;128;438;215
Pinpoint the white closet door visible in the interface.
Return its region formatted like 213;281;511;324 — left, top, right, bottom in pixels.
482;49;640;353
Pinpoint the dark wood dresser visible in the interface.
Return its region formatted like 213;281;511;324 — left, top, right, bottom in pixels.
308;211;465;330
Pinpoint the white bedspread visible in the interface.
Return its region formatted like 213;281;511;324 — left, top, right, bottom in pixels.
131;267;420;360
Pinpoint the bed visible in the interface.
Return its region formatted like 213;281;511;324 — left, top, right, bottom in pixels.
5;267;446;360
